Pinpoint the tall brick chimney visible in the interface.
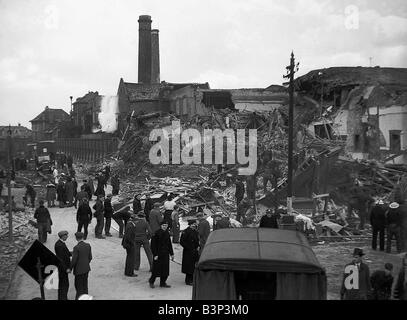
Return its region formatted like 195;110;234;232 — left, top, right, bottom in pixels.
138;15;152;84
151;29;160;84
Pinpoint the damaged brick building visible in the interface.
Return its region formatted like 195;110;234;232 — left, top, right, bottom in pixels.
296;67;407;164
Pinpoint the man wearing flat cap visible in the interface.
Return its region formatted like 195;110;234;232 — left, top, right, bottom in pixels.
54;230;72;300
180;218;200;285
340;248;371;300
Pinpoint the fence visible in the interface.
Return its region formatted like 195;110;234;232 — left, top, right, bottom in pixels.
56;138;119;162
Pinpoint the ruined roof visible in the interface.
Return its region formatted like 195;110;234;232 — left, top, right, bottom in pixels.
296;67;407;91
0;125;32;138
30;108;70;123
74;91;100;104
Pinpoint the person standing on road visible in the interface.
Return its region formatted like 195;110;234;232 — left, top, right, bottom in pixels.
259;209;280;229
134;212;154;272
65;177;75;207
340;248;371;300
46;181;56;208
75;185;89;208
149;202;163;235
86;177;95;201
171;206;181;244
94;172;106;198
122;214;137;277
24;184;36;208
197;212;210;253
163;194;177;231
111;175;120;196
370;199;387;251
386;202;402;254
180;219;200;286
34;199;52;243
76;198;92;240
93;195;105;239
133;194;142;215
54;230;72;300
71;232;92;300
370;263;394;300
57;180;65;208
149;221;174;288
104;195;113;237
113;206;131;238
394;253;407;300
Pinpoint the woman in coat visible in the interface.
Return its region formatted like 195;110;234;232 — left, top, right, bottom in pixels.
180;219;200;285
149;221;174;288
65;178;75;207
57;180;65;208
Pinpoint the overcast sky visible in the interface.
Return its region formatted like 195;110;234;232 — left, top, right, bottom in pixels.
1;0;406;128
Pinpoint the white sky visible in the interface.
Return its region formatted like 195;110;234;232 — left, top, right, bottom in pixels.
1;0;406;128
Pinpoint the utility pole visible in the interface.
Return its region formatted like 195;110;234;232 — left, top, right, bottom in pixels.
6;125;13;242
283;52;299;214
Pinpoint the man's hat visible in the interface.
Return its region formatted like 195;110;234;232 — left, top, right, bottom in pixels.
160;221;168;226
389;202;399;209
353;248;365;256
58;230;68;238
75;232;84;239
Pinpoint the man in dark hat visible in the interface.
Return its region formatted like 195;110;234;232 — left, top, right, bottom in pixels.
386;202;402;254
134;212;154;272
54;230;72;300
259;209;280;229
370;263;394;300
149;221;174;288
76;198;92;240
34;199;52;243
149;202;163;236
71;232;92;300
104;195;113;237
122;214;138;277
197;212;210;253
180;218;200;285
340;248;371;300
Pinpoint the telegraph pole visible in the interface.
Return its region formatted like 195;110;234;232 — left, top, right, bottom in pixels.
284;52;299;214
6;125;13;242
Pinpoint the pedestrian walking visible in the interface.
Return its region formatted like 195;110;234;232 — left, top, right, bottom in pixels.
370;200;386;251
54;230;72;300
259;209;279;228
149;222;174;288
46;181;56;208
122;214;137;277
113;205;131;238
340;248;371;300
386;202;402;254
144;193;154;223
197;212;210;252
71;232;92;300
93;195;105;239
104;195;113;237
134;212;154;272
76;199;92;240
370;263;394;300
65;177;75;207
180;219;200;286
171;207;181;244
394;253;407;300
149;202;163;235
235;177;245;208
34;200;52;243
57;180;65;208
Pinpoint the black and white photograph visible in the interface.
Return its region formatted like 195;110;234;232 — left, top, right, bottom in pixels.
1;0;407;309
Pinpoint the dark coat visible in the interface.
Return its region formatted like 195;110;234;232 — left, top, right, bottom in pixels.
65;181;74;202
151;228;174;278
54;239;72;273
394;268;407;300
134;218;152;242
121;220;136;249
77;203;92;223
71;241;92;276
149;208;163;235
56;182;65;202
259;214;279;228
340;262;371;300
144;198;154;221
104;198;113;218
76;190;88;204
180;227;200;275
34;206;52;224
370;205;386;228
133;198;142;214
387;208;401;226
370;270;393;300
113;207;131;222
197;219;210;249
93;199;104;218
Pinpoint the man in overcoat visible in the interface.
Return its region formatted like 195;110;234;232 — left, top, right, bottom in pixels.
122;214;137;277
180;219;200;285
149;221;174;288
71;232;92;300
54;230;72;300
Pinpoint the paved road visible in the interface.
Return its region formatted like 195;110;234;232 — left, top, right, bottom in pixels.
5;195;192;300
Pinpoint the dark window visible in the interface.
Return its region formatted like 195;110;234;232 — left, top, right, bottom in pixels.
234;271;277;300
389;130;401;153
